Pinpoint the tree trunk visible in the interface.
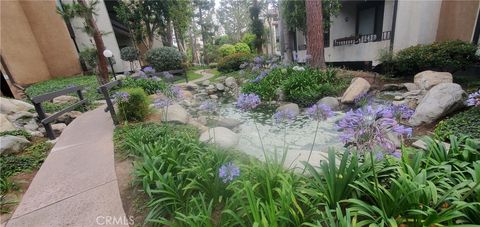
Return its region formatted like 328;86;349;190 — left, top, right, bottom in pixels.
198;8;209;64
189;23;199;65
279;3;292;64
306;0;326;69
78;0;109;84
165;20;174;47
175;27;186;54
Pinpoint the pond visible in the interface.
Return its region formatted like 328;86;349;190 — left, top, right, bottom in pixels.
216;100;345;170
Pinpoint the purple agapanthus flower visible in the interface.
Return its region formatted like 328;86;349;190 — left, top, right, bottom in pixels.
163;72;174;79
143;66;155;74
114;92;129;102
306;104;334;121
466;90;480;107
274;109;297;124
337;105;412;158
138;70;147;79
219;162;240;183
199;100;217;113
167;85;183;100
385;104;415;120
236;93;261;111
253;56;264;65
250;70;269;83
153;97;171;108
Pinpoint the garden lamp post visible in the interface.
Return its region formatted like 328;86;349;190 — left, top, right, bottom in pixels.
103;49;117;80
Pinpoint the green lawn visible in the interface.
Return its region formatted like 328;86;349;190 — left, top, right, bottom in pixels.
25;75;101;113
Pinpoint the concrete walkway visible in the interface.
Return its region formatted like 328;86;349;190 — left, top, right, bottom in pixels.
6;107;127;227
178;69;215;85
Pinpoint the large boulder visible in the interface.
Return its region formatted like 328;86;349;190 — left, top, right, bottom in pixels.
52;123;67;135
0;114;15;132
413;70;453;90
149;103;190;124
276;103;300;116
341;78;370;103
215;83;225;91
0;135;31;155
403;83;419;92
317;97;340;110
198;116;242;129
0;97;34;114
199;127;239;148
52;95;79;105
409;83;465;126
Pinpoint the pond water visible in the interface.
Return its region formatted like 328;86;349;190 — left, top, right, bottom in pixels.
216;101;345;169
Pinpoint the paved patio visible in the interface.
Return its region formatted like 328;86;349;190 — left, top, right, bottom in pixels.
6;107;128;227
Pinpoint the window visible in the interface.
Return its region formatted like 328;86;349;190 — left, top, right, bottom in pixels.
355;1;385;38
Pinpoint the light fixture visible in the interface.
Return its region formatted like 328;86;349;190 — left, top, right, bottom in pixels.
102;49;116;80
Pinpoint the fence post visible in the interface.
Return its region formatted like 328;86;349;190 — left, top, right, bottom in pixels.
184;69;189;83
33;102;55;140
100;86;118;125
76;89;86;109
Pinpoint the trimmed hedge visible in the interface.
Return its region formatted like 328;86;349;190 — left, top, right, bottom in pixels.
145;47;183;72
382;40;478;77
218;44;236;57
435;107;480;140
218;53;252;72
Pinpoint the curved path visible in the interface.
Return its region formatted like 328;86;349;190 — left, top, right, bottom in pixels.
179;69;215;85
6;107;127;227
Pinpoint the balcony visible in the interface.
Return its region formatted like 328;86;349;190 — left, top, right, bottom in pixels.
333;31;391;47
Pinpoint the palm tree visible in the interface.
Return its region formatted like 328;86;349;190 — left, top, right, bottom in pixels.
306;0;326;69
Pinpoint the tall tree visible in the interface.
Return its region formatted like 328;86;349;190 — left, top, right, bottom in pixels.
193;0;216;64
217;0;251;42
115;1;169;50
59;0;109;84
306;0;326;68
249;0;264;54
170;0;193;54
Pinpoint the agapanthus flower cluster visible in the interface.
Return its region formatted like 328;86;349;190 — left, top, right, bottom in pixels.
253;56;264;65
138;70;147;79
163;72;174;79
166;85;183;100
114;92;129;102
219;162;240;183
199;100;217;114
153;97;171;108
385;104;415;120
143;66;155;74
466;90;480;107
306;104;334;121
274;109;297;124
337;105;412;158
250;70;269;83
236;93;261;111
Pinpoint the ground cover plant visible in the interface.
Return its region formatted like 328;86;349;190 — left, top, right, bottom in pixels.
435;107;480;141
25;75;101;113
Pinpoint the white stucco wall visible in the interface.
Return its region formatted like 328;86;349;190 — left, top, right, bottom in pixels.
65;0;124;73
393;0;442;52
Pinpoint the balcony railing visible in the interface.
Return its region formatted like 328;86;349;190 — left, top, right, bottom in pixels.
333;31;391;47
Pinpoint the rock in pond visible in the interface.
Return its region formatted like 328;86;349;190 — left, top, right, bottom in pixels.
409;83;465;126
199;127;239;148
276;103;300;116
317;97;340;110
413;70;452;90
341;78;371;103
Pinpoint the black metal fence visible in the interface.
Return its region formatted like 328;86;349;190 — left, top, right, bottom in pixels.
31;85;86;140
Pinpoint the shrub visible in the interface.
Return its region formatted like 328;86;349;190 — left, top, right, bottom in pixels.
79;48;98;71
435;107;480;140
241;68;289;101
242;67;347;106
387;40;478;76
241;33;256;51
120;46;139;62
145;47;183;72
218;44;236;57
234;42;251;54
120;77;166;95
283;68;347;106
218;53;252;72
116;88;150;122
